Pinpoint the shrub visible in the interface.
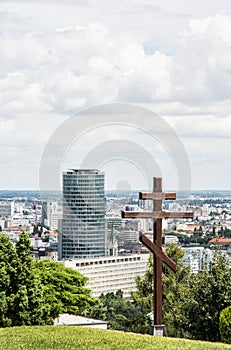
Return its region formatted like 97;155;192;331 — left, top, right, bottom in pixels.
220;305;231;343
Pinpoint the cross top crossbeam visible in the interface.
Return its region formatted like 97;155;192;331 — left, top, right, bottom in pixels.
121;177;194;336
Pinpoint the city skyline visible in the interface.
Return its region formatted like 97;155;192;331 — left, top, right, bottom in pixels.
0;1;231;190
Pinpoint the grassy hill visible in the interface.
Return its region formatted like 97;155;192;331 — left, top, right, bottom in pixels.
0;326;230;350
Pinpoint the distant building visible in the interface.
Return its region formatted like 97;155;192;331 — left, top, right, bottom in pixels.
117;230;139;243
209;237;231;246
202;204;210;217
42;201;62;231
106;217;121;256
164;235;179;245
182;247;212;273
60;169;106;259
64;253;150;299
193;207;202;218
0;202;14;218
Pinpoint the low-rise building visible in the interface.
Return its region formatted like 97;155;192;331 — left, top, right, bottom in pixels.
164;235;179;245
64;253;150;299
54;313;107;329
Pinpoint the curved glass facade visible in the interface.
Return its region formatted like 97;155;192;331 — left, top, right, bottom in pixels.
60;169;106;259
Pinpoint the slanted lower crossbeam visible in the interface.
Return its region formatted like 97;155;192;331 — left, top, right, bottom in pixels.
140;233;176;273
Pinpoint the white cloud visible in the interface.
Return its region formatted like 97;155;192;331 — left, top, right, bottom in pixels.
1;14;230;112
0;32;49;70
0;2;231;189
164;115;231;139
173;14;231;101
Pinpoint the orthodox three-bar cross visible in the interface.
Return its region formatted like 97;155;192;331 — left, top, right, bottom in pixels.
121;177;193;335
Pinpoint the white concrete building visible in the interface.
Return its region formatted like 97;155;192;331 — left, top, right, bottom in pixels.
0;202;14;217
42;201;63;231
11;213;30;227
164;235;179;245
202;204;210;217
182;247;213;273
64;253;150;299
0;218;5;229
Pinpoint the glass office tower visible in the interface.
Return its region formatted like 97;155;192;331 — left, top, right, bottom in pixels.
60;169;106;259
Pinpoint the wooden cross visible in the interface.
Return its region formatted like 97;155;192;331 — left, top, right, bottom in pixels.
121;177;193;335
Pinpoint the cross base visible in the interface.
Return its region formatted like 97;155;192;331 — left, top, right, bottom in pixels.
150;325;167;337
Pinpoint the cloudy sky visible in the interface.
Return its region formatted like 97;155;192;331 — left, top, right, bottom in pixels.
0;1;231;191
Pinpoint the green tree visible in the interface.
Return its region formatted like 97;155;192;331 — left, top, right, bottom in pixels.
0;232;51;326
91;290;150;334
0;232;97;327
131;244;191;337
131;245;231;341
35;259;96;317
0;233;20;326
220;305;231;344
14;231;51;325
182;251;231;342
162;244;191;337
131;255;153;312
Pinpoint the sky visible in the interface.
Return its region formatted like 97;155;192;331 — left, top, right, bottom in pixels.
0;1;231;191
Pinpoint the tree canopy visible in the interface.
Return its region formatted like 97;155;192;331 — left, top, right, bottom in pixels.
0;231;97;327
90;290;151;334
35;259;96;317
131;243;191;337
0;231;51;326
182;251;231;342
131;243;231;341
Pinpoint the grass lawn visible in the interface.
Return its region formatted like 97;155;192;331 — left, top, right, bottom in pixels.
0;326;230;350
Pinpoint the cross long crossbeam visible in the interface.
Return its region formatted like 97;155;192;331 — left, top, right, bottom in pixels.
121;210;194;219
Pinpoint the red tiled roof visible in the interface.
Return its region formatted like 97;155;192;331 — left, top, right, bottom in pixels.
209;237;231;244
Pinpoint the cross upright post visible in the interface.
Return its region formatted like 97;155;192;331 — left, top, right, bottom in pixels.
153;177;163;329
121;177;194;336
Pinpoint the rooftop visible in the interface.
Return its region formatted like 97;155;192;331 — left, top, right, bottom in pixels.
54;313;107;328
209;237;231;244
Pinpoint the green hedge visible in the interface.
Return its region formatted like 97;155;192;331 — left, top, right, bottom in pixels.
220;305;231;344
